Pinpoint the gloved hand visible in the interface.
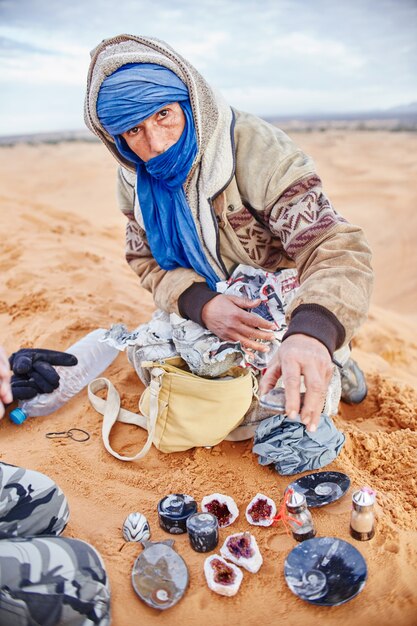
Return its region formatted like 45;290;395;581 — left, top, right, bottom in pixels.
9;349;78;401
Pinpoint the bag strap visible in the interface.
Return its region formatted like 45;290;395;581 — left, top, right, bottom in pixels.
251;370;259;398
87;368;165;461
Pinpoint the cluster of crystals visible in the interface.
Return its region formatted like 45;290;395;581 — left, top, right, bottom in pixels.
210;558;236;585
204;499;232;526
226;533;255;559
247;498;272;523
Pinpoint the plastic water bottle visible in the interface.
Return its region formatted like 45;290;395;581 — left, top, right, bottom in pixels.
10;329;119;424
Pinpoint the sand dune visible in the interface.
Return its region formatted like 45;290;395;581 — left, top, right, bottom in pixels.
0;131;416;625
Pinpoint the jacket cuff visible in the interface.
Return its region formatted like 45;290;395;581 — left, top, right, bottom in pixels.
178;282;219;326
282;304;346;355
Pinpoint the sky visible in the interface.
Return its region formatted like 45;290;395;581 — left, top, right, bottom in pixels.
0;0;416;136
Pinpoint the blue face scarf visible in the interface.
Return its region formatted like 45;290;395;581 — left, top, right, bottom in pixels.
97;63;220;289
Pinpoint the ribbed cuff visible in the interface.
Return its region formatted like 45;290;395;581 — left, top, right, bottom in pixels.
178;282;219;327
282;304;345;355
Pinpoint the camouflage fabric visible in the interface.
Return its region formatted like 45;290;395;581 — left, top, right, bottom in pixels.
0;463;110;625
0;463;69;540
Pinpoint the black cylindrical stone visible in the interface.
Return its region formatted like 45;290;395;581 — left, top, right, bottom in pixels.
186;512;219;552
157;493;197;534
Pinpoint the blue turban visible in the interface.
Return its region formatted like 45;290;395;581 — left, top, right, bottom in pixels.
97;63;220;289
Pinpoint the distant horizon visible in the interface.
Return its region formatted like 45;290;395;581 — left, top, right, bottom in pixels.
1;101;416;141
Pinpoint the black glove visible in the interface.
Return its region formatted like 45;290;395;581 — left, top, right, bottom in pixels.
10;374;47;400
9;349;78;401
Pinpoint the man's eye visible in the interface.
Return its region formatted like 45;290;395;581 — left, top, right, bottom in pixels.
128;126;139;135
158;109;169;118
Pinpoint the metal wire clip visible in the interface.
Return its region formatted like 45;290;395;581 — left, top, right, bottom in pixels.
45;428;90;442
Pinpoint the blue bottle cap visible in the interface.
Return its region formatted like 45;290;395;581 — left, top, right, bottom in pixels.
9;408;27;425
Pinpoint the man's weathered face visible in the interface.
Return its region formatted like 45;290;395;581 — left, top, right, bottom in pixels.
121;102;185;162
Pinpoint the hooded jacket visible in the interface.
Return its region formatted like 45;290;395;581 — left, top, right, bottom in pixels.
85;34;373;354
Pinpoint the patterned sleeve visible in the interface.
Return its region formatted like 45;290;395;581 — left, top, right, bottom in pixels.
265;174;373;348
266;175;346;258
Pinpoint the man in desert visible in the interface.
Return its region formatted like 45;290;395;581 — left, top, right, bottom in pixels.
84;34;372;432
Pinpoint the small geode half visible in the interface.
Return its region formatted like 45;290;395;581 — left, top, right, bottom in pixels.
220;532;263;573
201;493;239;527
245;493;276;527
204;554;243;596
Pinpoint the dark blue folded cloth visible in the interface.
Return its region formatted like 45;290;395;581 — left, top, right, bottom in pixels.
252;413;345;475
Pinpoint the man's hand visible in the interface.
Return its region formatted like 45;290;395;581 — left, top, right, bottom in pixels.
0;346;13;419
9;348;78;400
259;334;333;432
201;294;276;353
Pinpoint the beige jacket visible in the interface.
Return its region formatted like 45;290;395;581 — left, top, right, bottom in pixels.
85;35;373;351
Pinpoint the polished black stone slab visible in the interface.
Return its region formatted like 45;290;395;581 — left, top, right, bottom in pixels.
284;537;367;606
132;540;189;610
288;471;350;508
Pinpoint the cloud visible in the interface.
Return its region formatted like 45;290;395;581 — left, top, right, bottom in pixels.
0;26;90;85
0;0;416;134
0;25;90;55
253;32;366;72
0;54;89;86
282;33;364;69
0;35;55;56
174;31;231;68
177;31;230;58
224;81;417;116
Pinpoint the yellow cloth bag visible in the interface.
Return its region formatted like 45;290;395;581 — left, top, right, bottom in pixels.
88;356;255;460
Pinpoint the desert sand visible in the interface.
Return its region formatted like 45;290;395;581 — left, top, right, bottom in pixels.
0;130;416;626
